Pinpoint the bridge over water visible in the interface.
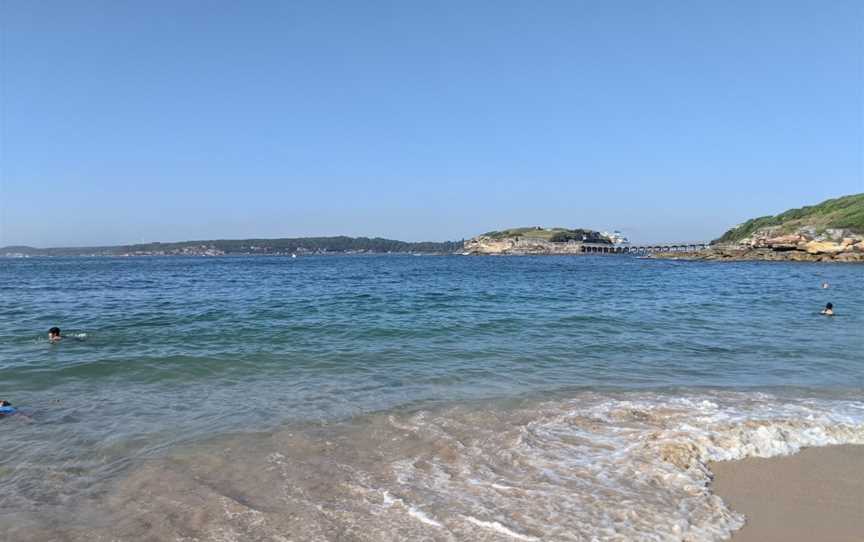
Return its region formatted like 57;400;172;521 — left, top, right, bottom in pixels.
580;242;710;254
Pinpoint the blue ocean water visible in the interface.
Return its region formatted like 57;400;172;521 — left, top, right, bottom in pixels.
1;255;862;540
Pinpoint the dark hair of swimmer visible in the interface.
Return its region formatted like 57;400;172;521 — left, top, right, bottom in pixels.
826;303;833;310
0;400;11;407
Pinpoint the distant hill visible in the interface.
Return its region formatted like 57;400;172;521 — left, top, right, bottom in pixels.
713;193;864;244
1;236;463;257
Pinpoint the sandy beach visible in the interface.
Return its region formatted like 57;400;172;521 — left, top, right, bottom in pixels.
711;444;864;542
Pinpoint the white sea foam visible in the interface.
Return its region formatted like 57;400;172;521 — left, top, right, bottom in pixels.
463;516;540;541
6;391;863;541
380;392;864;541
380;490;443;528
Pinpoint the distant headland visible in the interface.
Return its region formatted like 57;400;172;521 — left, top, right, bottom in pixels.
462;227;623;255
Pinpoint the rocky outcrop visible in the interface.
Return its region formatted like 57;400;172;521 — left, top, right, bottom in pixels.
653;227;864;263
463;234;603;255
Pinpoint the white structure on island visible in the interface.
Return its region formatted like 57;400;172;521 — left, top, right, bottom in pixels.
601;230;630;246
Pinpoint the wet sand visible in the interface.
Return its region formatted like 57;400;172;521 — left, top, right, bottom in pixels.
711;444;864;542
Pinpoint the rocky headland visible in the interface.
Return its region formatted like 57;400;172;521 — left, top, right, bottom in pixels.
652;229;864;262
463;227;613;255
653;194;864;263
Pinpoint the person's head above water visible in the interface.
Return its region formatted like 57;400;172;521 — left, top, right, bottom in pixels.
821;303;834;316
48;327;61;342
0;400;10;407
826;303;833;310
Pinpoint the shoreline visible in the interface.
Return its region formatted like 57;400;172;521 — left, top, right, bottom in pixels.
711;444;864;542
651;248;864;263
4;393;863;541
652;254;864;263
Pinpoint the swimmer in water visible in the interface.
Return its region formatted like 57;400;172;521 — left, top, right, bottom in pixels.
822;282;830;289
48;327;62;342
820;303;834;316
0;400;30;421
0;400;17;416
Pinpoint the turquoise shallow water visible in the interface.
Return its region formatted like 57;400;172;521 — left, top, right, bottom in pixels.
1;255;863;540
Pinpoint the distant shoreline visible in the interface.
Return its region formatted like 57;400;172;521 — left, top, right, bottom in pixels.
0;236;464;258
6;250;863;262
651;246;864;263
0;251;460;259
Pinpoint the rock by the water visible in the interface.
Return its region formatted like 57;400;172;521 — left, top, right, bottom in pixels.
803;240;846;255
653;226;864;263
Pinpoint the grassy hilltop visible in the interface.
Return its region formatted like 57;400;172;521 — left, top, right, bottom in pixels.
480;227;610;243
714;193;864;244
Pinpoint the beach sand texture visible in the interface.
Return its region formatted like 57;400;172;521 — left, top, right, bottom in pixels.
711;444;864;542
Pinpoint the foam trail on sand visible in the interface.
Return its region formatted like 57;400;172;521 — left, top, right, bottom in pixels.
463;516;540;541
381;491;444;528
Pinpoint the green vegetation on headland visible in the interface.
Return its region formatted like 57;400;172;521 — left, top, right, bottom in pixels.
654;193;864;262
1;236;463;257
713;193;864;244
481;227;610;244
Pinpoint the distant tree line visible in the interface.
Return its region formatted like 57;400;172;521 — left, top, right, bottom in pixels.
208;236;462;254
1;236;464;256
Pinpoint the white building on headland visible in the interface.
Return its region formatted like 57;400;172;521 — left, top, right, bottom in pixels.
601;230;630;245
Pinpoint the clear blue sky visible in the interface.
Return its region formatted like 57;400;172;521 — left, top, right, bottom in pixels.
1;0;862;246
